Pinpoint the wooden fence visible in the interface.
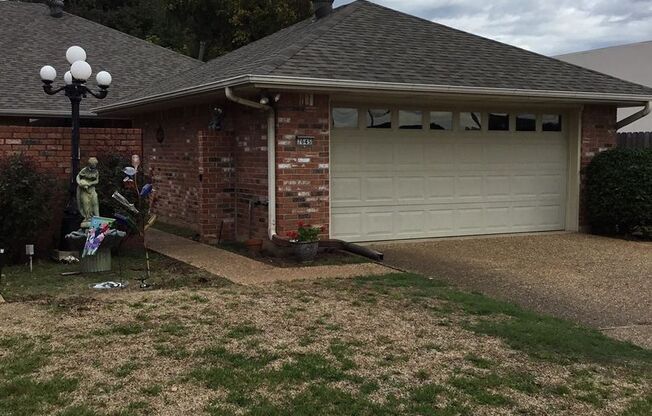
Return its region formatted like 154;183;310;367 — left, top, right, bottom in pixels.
617;132;652;149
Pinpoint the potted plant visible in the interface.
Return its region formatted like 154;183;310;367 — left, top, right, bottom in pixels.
287;222;323;262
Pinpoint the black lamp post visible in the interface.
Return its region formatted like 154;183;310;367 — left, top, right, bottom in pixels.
40;46;112;248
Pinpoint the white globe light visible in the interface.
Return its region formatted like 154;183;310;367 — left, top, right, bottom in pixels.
66;46;87;65
64;71;73;85
96;71;112;87
70;60;92;81
39;65;57;82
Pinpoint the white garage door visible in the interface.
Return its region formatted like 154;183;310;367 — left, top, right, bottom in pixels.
331;110;568;242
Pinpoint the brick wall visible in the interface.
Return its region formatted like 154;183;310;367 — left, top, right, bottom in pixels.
197;129;235;242
232;107;269;241
136;106;208;231
134;93;331;243
0;125;142;253
275;93;330;238
580;104;618;226
136;103;271;242
0;126;141;179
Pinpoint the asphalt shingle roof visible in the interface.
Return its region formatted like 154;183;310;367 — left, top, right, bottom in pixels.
109;0;652;110
0;1;201;116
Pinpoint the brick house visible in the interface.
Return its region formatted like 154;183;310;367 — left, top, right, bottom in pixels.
95;0;652;244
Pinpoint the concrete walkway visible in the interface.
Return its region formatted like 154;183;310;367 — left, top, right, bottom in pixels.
146;228;391;285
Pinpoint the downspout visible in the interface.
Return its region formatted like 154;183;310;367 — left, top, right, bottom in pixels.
225;87;277;239
616;101;651;130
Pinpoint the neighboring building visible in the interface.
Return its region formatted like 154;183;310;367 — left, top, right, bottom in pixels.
0;0;201;126
95;0;652;243
556;41;652;133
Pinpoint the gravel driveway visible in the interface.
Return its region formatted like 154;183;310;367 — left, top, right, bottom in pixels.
371;233;652;348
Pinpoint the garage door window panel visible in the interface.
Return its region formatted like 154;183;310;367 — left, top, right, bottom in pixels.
542;114;562;132
460;112;482;131
430;111;453;130
367;109;392;129
399;110;423;129
332;108;359;128
488;113;510;131
516;114;537;131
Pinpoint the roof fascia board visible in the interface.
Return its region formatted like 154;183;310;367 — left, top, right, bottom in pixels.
94;74;652;113
251;76;652;104
0;109;98;118
94;75;253;113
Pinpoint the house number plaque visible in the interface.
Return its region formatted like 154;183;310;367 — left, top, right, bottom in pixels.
296;135;314;147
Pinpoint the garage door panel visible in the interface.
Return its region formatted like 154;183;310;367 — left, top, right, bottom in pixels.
456;208;485;231
396;142;424;166
457;176;484;199
365;211;395;238
425;142;456;165
485;176;510;198
364;142;394;166
426;209;456;232
397;210;427;235
331;142;361;168
455;143;485;165
364;177;395;202
330;212;363;240
397;177;426;201
427;177;456;200
332;118;568;242
539;205;564;227
331;177;362;203
485;207;511;230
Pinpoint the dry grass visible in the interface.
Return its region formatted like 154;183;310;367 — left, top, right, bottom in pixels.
0;272;650;415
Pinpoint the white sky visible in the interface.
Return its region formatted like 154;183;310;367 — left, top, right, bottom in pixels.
333;0;652;56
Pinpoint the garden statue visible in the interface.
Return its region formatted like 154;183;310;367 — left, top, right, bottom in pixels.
76;157;100;229
66;156;126;273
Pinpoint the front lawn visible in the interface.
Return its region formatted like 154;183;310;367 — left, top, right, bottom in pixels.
0;264;650;415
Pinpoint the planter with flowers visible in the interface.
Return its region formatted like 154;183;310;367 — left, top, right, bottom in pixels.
286;222;324;262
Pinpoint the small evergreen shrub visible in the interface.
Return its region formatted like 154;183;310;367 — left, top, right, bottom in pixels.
0;154;58;263
585;148;652;237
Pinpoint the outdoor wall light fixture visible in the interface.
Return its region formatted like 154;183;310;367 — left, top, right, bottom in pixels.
39;46;112;248
208;107;224;131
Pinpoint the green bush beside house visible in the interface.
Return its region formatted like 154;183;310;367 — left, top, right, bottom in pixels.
0;154;58;263
586;148;652;238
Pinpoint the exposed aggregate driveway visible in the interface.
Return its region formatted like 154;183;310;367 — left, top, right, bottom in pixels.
371;233;652;349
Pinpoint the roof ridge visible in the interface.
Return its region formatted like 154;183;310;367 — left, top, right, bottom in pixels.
263;1;364;75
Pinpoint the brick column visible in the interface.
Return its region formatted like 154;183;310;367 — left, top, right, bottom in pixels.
197;130;236;243
275;93;330;238
579;105;617;226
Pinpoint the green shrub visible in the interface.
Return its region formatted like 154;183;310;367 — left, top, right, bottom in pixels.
0;154;58;263
585;148;652;237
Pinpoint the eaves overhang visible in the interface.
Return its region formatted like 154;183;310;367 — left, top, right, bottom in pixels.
93;74;652;114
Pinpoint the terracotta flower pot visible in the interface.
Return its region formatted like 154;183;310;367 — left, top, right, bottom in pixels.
293;241;319;262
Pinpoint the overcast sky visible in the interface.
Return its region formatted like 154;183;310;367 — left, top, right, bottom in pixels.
333;0;652;56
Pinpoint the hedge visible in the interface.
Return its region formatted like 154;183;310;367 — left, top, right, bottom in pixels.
585;148;652;237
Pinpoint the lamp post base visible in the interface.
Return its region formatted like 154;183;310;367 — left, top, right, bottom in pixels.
58;207;82;251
